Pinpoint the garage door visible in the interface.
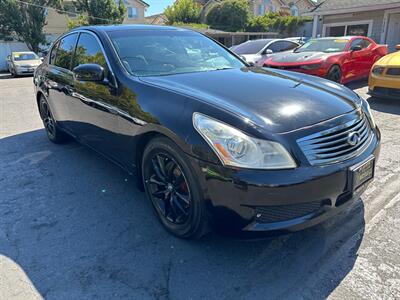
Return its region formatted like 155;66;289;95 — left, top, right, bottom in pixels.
386;13;400;52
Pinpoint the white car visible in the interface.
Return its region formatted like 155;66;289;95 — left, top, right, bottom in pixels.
6;51;42;77
230;39;299;65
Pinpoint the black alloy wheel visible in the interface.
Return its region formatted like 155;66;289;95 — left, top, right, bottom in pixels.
142;137;208;239
326;65;342;83
38;96;68;143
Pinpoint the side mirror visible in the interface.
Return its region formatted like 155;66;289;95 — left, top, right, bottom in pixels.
396;44;400;51
350;45;362;52
40;57;44;62
265;49;273;55
73;64;104;82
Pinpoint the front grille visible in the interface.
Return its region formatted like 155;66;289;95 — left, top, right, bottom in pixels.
255;201;325;223
386;68;400;76
266;65;299;70
297;113;373;166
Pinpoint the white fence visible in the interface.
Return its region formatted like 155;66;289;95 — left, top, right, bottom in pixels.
0;41;30;71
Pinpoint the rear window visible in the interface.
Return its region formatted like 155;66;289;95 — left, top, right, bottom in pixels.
232;40;272;55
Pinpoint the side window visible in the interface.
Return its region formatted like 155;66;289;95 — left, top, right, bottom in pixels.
49;40;60;65
268;41;296;53
361;39;371;49
54;34;78;70
268;41;284;53
350;38;370;50
72;33;108;73
281;41;298;51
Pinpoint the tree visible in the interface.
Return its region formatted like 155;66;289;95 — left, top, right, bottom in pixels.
69;0;126;27
164;0;201;24
205;0;249;32
0;0;62;52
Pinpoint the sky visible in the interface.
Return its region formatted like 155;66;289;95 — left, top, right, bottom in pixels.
145;0;175;16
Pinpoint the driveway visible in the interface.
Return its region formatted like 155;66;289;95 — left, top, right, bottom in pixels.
1;75;399;299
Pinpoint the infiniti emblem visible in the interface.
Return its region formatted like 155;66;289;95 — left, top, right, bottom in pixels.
347;132;360;146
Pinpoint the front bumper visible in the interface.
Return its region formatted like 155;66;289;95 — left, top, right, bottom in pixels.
15;67;37;75
369;73;400;99
188;128;380;233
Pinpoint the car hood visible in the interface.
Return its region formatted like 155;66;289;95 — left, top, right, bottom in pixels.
13;59;41;67
140;67;360;133
268;51;336;64
375;51;400;66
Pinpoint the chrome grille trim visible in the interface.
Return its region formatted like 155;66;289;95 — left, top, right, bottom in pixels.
297;113;373;166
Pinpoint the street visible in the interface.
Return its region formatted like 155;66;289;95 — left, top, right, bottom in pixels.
0;74;399;299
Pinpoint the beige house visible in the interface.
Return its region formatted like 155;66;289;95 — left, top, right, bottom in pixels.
44;0;149;39
145;13;168;25
198;0;316;19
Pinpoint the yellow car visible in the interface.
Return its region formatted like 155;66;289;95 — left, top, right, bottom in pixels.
369;45;400;99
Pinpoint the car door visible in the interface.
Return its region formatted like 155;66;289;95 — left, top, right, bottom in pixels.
45;33;78;129
348;38;372;79
261;41;298;62
69;32;120;159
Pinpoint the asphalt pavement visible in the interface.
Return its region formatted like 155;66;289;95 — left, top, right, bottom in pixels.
1;74;399;300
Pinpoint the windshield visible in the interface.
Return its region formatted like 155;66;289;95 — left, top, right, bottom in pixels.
232;39;272;55
13;53;39;61
295;39;349;53
107;30;245;76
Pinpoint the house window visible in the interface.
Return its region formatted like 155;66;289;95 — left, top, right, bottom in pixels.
258;4;265;15
326;26;346;36
128;7;138;19
324;21;372;37
290;5;299;16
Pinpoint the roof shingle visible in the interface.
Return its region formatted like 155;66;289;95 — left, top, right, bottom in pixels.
313;0;400;12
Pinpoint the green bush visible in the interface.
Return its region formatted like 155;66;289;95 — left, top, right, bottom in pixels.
165;0;201;24
171;22;209;29
205;0;250;32
246;13;308;34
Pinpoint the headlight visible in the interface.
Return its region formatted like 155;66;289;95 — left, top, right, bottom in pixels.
372;66;385;75
361;98;376;128
300;63;321;70
193;113;297;169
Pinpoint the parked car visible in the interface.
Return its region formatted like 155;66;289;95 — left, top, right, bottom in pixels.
284;37;310;45
6;51;42;77
230;39;299;64
369;44;400;99
263;36;387;84
34;25;380;239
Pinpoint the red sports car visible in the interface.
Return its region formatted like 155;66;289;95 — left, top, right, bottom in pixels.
262;36;387;84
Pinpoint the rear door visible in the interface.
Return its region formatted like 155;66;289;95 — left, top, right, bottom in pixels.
69;32;120;159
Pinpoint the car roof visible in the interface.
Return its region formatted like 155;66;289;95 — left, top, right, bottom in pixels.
74;24;188;33
313;36;368;40
12;51;36;55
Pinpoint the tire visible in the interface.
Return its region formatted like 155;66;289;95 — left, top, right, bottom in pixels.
326;65;342;83
38;95;69;144
142;137;209;239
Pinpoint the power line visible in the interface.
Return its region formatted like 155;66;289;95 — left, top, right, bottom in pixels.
14;0;119;22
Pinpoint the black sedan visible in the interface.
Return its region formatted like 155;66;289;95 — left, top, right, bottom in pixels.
34;25;380;239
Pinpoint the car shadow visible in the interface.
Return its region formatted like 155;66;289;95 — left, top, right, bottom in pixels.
0;129;366;299
367;96;400;116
